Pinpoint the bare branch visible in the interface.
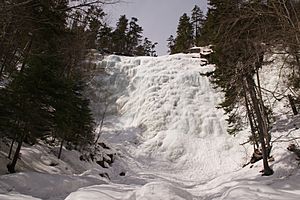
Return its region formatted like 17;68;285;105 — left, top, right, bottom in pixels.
64;0;120;12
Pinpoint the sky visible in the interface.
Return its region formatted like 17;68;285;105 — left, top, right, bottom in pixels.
104;0;208;56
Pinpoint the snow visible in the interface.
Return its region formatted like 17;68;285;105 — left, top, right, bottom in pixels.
0;172;105;200
1;52;300;199
95;54;245;181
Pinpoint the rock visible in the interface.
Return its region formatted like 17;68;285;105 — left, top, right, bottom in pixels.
49;162;58;167
119;172;126;176
99;173;110;180
99;142;110;149
287;143;300;160
96;160;109;168
105;154;114;165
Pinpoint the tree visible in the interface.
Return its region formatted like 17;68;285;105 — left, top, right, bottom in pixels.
84;5;107;49
191;5;205;46
97;23;113;51
173;13;194;53
0;0;100;172
205;0;275;176
167;35;175;54
126;17;143;55
3;62;55;173
112;15;128;53
142;37;158;56
200;0;238;45
53;78;94;159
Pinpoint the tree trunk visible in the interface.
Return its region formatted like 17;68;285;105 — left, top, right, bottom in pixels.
8;134;17;159
294;53;300;72
246;77;273;176
256;70;271;150
0;64;5;79
0;21;9;68
288;94;298;115
20;34;33;73
58;139;64;159
7;134;25;173
243;85;259;150
255;52;271;143
94;103;108;144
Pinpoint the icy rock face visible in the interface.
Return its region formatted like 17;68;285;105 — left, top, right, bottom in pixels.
96;54;245;181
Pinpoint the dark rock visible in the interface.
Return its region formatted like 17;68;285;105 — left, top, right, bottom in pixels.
287;143;300;160
49;162;58;167
90;153;95;162
96;160;109;168
250;149;263;164
99;173;110;180
7;163;15;173
99;142;110;149
79;154;89;161
119;172;126;176
105;154;114;165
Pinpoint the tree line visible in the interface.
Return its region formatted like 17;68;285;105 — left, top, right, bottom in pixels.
167;5;205;54
0;0;99;173
0;0;157;173
97;15;158;56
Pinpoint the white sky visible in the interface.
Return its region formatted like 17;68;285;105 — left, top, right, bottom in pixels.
104;0;208;55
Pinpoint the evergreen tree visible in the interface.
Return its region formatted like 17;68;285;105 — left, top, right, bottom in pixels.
167;35;175;54
206;0;275;176
127;17;143;55
53;78;94;159
142;37;158;56
84;5;106;49
191;5;205;46
0;0;96;172
173;13;194;53
97;23;113;52
150;42;158;57
3;61;56;172
112;15;128;53
200;0;234;44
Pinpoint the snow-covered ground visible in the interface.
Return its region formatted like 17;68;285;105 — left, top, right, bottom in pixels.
1;52;300;199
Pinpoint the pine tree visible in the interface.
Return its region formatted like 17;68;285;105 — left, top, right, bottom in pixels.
52;78;94;159
85;5;106;49
173;13;194;53
3;61;56;172
0;0;97;172
205;0;274;176
142;37;158;56
191;5;205;46
127;17;143;55
200;0;237;44
97;24;113;52
167;35;175;54
112;15;129;53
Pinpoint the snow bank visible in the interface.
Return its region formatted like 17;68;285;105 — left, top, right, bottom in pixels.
0;194;40;200
0;172;105;200
65;181;195;200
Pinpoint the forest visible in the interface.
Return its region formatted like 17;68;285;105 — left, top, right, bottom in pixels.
0;0;157;173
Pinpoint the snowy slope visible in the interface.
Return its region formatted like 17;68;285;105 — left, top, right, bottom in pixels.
1;52;300;200
100;54;245;179
66;53;248;199
66;53;300;199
